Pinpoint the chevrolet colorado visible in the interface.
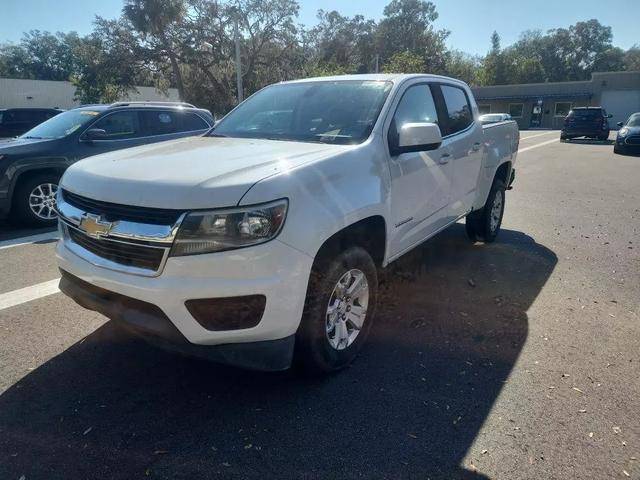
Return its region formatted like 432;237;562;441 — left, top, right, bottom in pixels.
55;74;519;373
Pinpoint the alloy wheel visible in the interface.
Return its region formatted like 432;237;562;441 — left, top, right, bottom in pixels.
325;269;369;350
29;183;59;220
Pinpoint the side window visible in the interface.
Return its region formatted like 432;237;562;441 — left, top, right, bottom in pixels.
141;110;180;136
441;85;473;135
392;84;439;129
92;111;142;139
181;113;209;132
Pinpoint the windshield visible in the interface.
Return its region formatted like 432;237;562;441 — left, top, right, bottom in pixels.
626;114;640;127
211;80;393;145
21;109;102;139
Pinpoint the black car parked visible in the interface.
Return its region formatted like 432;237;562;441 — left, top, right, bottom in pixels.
0;102;214;226
0;108;64;138
614;113;640;155
560;107;611;142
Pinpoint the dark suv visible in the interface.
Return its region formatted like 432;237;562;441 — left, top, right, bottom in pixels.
0;102;214;226
561;107;611;142
0;108;64;138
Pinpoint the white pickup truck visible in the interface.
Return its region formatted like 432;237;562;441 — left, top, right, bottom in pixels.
56;74;519;373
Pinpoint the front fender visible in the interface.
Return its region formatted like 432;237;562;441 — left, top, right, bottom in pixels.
0;156;71;200
239;140;391;261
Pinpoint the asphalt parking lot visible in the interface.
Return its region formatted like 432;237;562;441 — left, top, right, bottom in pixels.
0;131;638;479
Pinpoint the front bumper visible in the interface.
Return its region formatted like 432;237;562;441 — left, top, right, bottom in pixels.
59;270;295;371
56;235;314;369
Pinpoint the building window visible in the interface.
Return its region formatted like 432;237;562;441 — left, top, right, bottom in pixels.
555;102;572;117
509;103;524;118
478;104;491;114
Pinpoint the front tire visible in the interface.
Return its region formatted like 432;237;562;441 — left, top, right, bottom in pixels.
10;173;60;227
465;179;506;243
295;246;378;374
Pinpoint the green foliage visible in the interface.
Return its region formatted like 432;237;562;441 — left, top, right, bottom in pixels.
382;51;425;74
623;45;640;71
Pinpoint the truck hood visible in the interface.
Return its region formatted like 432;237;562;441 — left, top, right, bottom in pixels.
61;136;348;209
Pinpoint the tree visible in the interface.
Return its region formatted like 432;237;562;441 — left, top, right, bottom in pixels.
123;0;188;99
382;50;425;73
71;19;143;103
624;45;640;71
305;10;377;75
478;31;506;85
0;30;84;81
444;50;480;85
376;0;449;73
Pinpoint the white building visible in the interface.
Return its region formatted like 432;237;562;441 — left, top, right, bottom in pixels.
0;78;180;109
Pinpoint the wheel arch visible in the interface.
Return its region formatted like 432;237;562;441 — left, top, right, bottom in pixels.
313;215;387;269
10;166;66;203
494;160;512;186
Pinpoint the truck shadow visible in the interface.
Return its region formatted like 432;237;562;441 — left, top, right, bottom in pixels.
0;225;556;480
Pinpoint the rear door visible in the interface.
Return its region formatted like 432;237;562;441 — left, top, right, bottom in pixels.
139;109;210;142
385;81;454;258
434;83;484;220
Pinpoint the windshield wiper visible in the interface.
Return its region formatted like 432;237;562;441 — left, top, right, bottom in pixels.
208;132;227;138
22;136;44;139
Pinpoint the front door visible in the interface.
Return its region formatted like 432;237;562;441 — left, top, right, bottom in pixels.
78;110;149;159
386;82;454;258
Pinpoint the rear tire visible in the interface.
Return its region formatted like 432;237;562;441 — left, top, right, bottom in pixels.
465;179;506;243
295;246;378;374
10;172;60;227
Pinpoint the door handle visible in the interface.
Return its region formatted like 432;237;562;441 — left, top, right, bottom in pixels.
472;142;481;152
439;153;451;164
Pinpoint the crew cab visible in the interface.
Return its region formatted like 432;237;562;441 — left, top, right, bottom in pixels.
0;102;214;227
55;74;519;373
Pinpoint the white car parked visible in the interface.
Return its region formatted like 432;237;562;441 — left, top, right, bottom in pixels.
56;74;519;372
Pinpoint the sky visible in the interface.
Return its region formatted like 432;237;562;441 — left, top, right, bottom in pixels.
1;0;638;56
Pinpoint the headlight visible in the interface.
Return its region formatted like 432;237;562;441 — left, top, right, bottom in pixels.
618;128;629;137
170;199;288;256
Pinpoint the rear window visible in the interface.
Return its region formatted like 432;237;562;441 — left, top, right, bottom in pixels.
141;110;180;136
570;109;602;119
181;113;209;131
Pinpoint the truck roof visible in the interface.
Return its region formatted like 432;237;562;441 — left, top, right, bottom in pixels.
282;73;467;85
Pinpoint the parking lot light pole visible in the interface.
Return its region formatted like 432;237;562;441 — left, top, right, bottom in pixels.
234;16;243;104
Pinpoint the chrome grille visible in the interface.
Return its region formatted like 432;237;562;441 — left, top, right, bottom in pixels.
62;189;183;225
66;225;166;272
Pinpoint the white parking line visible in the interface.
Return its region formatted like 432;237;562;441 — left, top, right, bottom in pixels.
518;138;559;153
520;131;558;140
0;231;59;250
0;279;60;311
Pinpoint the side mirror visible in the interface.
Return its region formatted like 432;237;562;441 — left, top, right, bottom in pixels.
82;128;107;141
391;122;442;155
616;121;624;128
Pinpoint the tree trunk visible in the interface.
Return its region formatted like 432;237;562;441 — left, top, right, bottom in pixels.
167;51;185;101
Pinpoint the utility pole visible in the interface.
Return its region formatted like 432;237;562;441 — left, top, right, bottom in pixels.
234;14;243;104
375;54;379;73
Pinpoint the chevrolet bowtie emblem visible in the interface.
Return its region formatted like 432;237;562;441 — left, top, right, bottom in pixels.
78;213;114;238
